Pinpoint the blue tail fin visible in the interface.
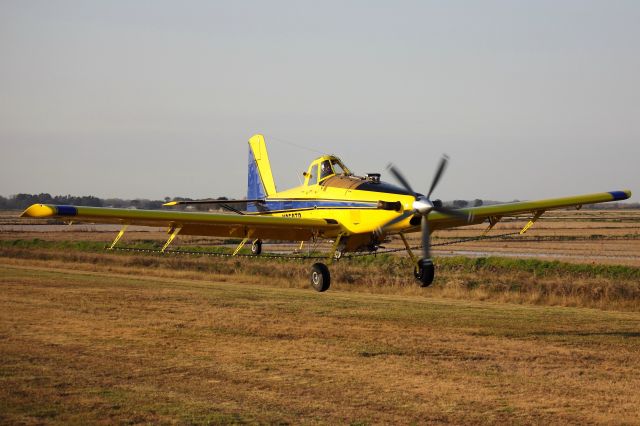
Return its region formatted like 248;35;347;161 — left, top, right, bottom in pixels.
247;134;276;211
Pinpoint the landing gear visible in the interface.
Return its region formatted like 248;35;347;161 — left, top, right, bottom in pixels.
414;258;435;287
398;233;435;288
251;239;262;255
310;262;331;292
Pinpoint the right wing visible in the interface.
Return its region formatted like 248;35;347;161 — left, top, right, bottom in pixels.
21;204;342;241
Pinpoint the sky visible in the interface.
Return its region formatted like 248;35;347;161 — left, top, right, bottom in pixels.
1;0;638;201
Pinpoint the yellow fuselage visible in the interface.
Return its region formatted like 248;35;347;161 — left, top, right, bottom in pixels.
251;169;417;252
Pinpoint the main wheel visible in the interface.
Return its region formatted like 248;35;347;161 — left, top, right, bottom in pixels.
251;239;262;255
414;258;435;287
310;262;331;292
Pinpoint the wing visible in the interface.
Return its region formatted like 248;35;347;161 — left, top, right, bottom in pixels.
428;190;632;231
21;204;342;240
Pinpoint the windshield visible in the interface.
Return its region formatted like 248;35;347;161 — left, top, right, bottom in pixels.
331;160;347;175
320;160;333;180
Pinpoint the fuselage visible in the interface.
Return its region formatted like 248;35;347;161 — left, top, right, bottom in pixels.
251;160;418;250
245;144;429;251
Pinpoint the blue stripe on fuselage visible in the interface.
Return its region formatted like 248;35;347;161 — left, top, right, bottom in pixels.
267;200;375;210
255;199;376;213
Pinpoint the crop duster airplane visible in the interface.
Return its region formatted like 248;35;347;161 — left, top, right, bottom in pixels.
22;134;631;292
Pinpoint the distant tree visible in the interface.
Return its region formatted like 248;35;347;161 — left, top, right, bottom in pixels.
104;198;129;208
81;195;102;207
473;199;483;207
145;200;164;209
38;193;53;203
13;193;39;209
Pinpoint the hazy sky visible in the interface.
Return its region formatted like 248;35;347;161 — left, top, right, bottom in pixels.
1;0;638;201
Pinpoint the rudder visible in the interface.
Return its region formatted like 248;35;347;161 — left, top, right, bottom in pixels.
247;134;276;204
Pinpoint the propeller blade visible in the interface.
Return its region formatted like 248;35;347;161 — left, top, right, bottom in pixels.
426;155;449;199
421;214;431;259
387;164;416;196
378;210;414;233
433;205;471;223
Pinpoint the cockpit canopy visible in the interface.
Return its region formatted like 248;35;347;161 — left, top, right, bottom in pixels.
304;155;352;186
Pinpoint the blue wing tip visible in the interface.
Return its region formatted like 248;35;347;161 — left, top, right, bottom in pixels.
608;190;631;201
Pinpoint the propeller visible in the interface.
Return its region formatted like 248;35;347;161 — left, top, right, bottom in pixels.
380;155;471;261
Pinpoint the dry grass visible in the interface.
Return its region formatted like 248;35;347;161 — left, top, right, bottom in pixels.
1;263;640;424
2;210;640;423
1;243;639;311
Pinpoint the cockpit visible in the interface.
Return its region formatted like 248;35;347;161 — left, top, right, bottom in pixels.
301;154;410;195
304;156;351;186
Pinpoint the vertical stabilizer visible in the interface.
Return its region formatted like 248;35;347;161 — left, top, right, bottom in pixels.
248;134;277;203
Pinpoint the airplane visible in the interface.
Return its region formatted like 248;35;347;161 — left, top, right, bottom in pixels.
21;134;631;292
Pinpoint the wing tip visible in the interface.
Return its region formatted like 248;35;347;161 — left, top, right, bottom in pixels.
20;204;78;218
21;204;56;218
609;190;632;201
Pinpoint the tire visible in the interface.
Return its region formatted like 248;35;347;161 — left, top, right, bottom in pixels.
251;240;262;255
414;258;435;287
310;262;331;292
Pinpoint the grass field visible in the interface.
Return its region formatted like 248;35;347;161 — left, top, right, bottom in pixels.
2;263;640;424
1;239;639;311
1;209;640;424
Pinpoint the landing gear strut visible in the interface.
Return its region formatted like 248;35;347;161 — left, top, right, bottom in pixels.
310;262;331;292
414;258;435;287
251;239;262;255
398;233;435;288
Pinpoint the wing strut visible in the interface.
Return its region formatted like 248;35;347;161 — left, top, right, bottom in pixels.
520;211;544;234
233;237;249;256
482;216;502;236
233;231;255;256
162;226;182;252
108;224;128;250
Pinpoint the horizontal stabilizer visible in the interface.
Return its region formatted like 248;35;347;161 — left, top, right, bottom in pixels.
163;199;264;207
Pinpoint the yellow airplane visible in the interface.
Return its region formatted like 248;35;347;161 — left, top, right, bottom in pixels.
21;134;631;292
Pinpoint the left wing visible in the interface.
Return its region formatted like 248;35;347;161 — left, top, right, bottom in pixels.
20;204;342;241
427;190;632;231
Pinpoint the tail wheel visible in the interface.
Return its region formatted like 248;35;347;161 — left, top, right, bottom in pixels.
414;258;435;287
251;239;262;255
310;262;331;292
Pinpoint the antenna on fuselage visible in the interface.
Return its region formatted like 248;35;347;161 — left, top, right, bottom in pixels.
265;134;324;155
265;134;325;188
